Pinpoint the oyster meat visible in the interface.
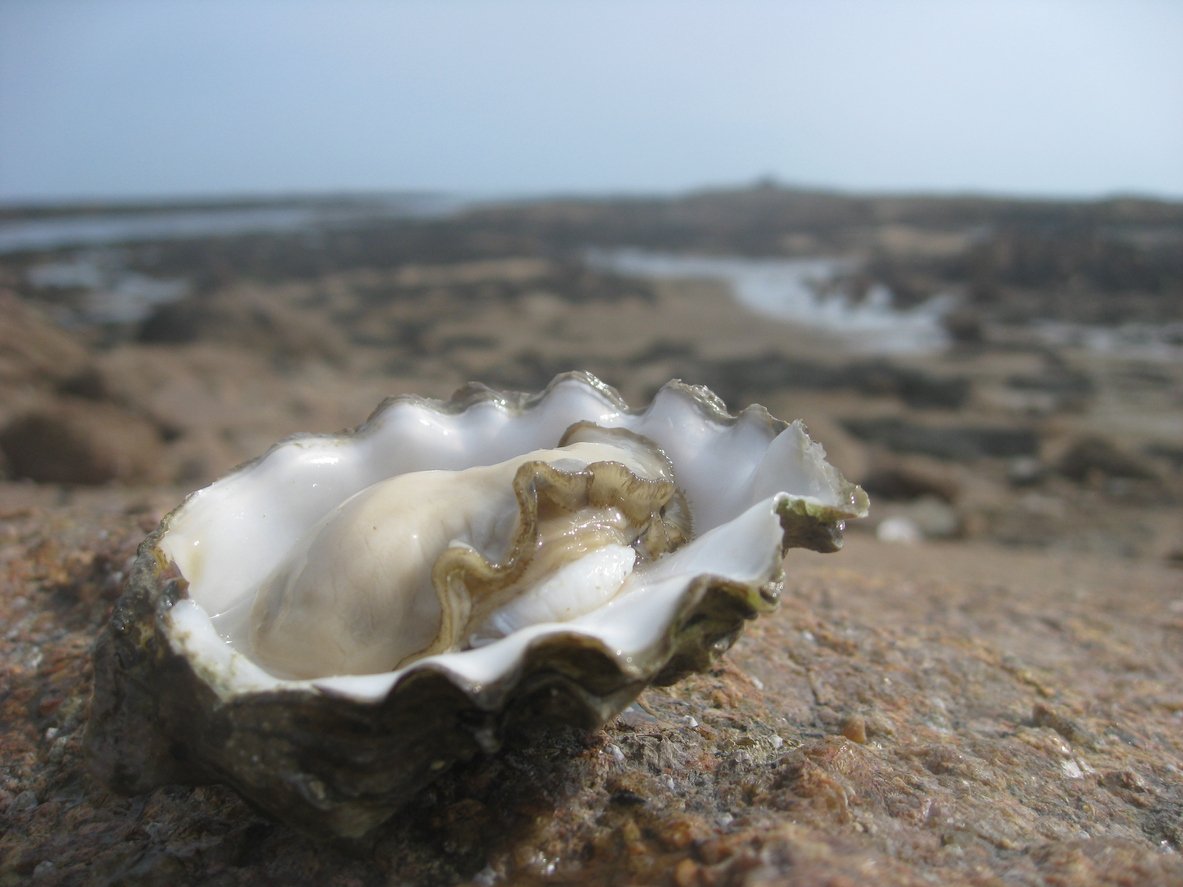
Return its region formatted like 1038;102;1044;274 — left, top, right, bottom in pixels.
86;372;868;837
245;423;690;678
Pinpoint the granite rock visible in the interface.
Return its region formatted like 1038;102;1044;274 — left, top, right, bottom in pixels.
1;487;1179;886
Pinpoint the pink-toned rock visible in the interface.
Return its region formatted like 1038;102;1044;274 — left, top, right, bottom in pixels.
2;491;1180;886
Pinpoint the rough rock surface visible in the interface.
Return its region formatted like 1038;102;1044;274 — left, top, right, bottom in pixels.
1;485;1179;886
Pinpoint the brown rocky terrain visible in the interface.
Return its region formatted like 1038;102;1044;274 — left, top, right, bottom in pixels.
1;187;1180;884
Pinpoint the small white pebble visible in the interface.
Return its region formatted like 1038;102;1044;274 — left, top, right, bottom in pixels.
877;516;923;544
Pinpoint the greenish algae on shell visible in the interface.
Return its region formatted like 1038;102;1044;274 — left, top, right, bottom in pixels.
85;372;868;838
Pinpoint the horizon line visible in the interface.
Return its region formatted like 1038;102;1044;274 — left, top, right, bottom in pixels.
3;178;1183;214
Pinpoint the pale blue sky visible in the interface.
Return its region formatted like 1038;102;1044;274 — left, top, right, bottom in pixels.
1;0;1181;202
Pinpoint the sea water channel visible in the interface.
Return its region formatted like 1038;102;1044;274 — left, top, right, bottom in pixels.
587;249;955;355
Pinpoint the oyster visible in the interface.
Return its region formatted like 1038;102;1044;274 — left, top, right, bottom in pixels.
86;372;868;837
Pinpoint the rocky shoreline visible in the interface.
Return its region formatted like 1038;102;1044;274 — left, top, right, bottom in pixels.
1;187;1180;884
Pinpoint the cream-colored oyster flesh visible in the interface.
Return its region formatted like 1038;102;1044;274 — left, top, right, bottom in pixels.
245;425;690;679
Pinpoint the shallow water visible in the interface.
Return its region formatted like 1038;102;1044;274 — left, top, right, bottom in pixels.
24;251;189;326
8;195;463;326
1031;319;1183;362
587;249;953;355
0;194;459;254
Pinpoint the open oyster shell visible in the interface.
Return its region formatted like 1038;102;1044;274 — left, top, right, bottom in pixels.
86;372;868;837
